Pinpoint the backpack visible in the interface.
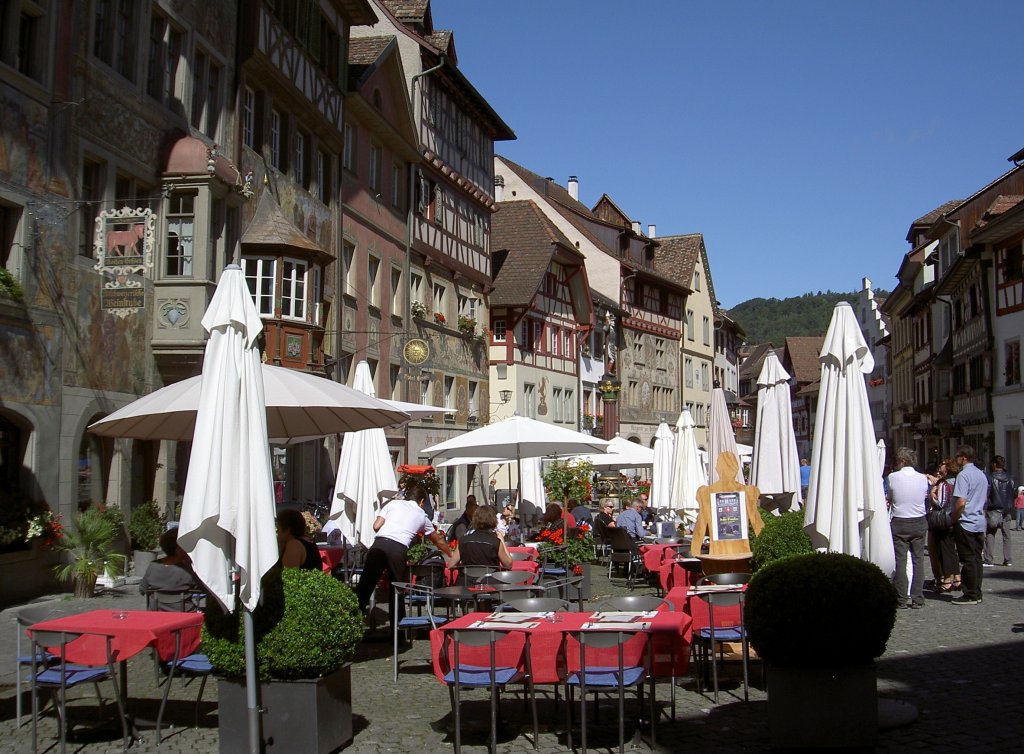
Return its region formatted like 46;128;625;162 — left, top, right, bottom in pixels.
991;473;1016;512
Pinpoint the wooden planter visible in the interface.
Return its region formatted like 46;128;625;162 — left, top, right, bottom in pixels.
218;665;353;754
767;663;878;749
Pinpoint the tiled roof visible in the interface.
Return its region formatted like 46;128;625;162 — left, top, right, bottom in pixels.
381;0;428;22
653;234;701;289
240;190;323;252
738;343;776;380
426;30;452;52
975;194;1024;229
910;199;963;229
490;200;579;308
784;336;824;384
348;36;392;66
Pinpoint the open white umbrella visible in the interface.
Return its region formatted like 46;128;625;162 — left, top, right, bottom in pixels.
751;351;802;504
669;409;706;524
175;265;277;752
329;361;399;548
648;423;675;510
88;364;409;442
573;435;656;469
803;302;895;576
707;387;744;485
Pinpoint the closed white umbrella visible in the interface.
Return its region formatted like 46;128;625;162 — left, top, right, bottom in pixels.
649;423;675;510
519;456;546;527
707;387;744;485
751;351;802;503
803;302;895;576
669;409;706;524
175;265;277;753
329;361;399;548
88;364;409;442
573;435;656;469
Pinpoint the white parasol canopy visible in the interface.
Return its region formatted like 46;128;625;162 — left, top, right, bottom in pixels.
88;364;409;442
803;302;895;576
573;435;656;469
668;408;706;523
329;361;399;548
421;415;609;460
707;387;744;485
519;456;547;527
648;423;675;510
751;351;802;501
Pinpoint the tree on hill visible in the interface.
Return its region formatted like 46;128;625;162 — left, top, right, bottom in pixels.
728;290;887;347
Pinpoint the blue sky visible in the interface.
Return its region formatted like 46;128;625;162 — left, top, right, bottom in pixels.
430;0;1024;308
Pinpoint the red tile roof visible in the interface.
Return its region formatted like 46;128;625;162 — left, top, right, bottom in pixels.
783;336;825;385
348;36;393;66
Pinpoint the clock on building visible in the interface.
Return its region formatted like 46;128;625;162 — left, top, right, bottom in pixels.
403;338;430;365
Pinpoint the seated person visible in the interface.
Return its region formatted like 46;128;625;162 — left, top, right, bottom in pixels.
140;527;201;611
569;499;593;526
616;497;646;541
595;500;617;527
276;509;322;570
447;497;479;543
531;503;569;541
447;505;513;577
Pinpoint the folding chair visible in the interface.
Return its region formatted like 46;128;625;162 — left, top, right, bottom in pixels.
155;628;212;741
605;528;643;589
440;627;538;754
392;581;449;682
30;630;129;754
498;597;570;613
15;604;63;728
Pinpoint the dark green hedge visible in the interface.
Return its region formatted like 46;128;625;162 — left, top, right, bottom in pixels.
203;568;364;680
745;552;897;668
750;510;814;571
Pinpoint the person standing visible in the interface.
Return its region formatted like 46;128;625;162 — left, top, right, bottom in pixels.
886;447;930;609
986;456;1017;566
355;485;452;624
1014;485;1024;531
926;457;960;593
799;458;811;502
950;445;989;605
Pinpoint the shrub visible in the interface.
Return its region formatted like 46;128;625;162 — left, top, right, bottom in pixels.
203;568;365;681
750;510;814;571
745;552;898;668
0;488;47;549
542;459;594;502
128;500;165;551
54;509;126;595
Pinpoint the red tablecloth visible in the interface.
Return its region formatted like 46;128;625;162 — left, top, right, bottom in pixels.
30;610;203;665
658;559;701;592
507;546;538;561
430;610;691;685
318;544;346;573
444;559;540;586
639;543;690;573
664;586;743;631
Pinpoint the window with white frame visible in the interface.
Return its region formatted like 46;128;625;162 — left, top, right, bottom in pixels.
553;388;563;422
701;362;710;390
564;389;574;424
684;357;694;388
693;270;701;291
146;11;182;105
244;257;275;316
420;373;432;404
432;282;446;318
523;383;536;418
165;190;196;276
550;328;560;357
242;87;255;148
368;255;381;307
390;267;402;315
457;294;478;319
369;144;381;192
280;258;307;320
341;241;355;297
410;271;424;308
270;109;282;167
687;310;695;340
563;330;572;356
342;122;355;172
492;318;506;342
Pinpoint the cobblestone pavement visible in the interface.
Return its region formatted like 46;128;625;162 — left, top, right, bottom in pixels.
1;533;1023;753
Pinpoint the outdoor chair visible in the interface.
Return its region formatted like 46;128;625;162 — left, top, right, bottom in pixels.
698;572;751;587
142;585;205;613
14;604;63;728
30;630;129;754
541;575;585;611
145;596;212;738
391;581;449;682
498;597;570;613
563;628;656;754
440;627;539;754
594;595;673;612
537;545;569;582
509;550;534;562
692;589;749;704
605;528;643;589
592;520;612;563
480;570;534;586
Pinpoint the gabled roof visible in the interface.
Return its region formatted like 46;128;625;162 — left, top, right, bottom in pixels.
426;29;453;54
348;36;393;66
381;0;430;26
739;343;776;381
906;199;962;243
490;200;585;312
241;190;323;253
591;194;632;229
976;194;1024;228
783;336;825;385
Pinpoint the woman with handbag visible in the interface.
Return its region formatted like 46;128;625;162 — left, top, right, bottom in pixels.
927;457;961;592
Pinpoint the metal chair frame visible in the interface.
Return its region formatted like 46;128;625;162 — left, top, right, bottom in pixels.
498;597;570;613
15;604;63;728
391;581;449;682
605;528;643;589
692;590;749;704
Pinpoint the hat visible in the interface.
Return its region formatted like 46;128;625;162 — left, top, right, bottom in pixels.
1019;486;1024;493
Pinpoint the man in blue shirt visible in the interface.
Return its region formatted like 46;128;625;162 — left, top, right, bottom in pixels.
616;498;646;541
951;445;988;605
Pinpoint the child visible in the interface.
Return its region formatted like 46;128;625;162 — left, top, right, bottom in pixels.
1014;486;1024;531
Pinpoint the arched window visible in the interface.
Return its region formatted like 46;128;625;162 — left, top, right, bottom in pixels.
77;432;110;512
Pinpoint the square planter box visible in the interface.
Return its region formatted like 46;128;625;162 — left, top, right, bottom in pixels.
218;665;352;754
768;663;877;749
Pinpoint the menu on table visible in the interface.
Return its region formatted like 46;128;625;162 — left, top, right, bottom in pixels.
469;620;540;630
581;621;652;631
590;611;657;622
484;612;552;623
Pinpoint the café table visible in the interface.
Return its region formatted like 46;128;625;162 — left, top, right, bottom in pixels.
659;557;702;593
30;609;203;738
664;584;745;628
429;609;692;685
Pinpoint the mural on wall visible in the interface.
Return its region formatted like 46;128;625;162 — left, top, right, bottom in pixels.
75;277;149;394
0;322;58;405
0;94;47;193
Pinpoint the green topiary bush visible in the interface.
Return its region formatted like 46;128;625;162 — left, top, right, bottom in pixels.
128;500;165;551
203;568;365;681
750;510;814;571
745;552;898;668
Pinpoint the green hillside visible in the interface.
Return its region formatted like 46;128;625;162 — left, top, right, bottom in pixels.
728;290;888;346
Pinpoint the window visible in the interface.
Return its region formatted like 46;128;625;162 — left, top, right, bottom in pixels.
703;316;710;346
79;158;105;257
341;241;355;297
563;330;572;355
667;293;682;320
390;267;402;315
295;130;307;188
642;283;660;311
523;383;536;418
1;202;22;272
685;357;694;388
655;338;665;362
444;376;455;410
550;328;560;357
366;358;378;385
165;190;196;276
686;310;695;340
244;257;275;316
553;388;563;422
410;272;424;307
701;363;710;390
432;282;446;317
280;258;307;320
5;2;44;81
146;12;181;104
492;318;506;342
391;163;402;209
242;87;256;147
270;109;282;167
1006;340;1021;386
369;144;381;192
94;0;136;80
420;373;432;405
338;351;353;385
564;389;574;425
468;381;479;420
458;294;478;320
693;270;701;291
390;364;402;400
342;123;355;172
368;256;380;307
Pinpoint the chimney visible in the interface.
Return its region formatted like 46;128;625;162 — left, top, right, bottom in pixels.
494;174;504;202
648;224;656;238
568;175;579;201
631;221;641;234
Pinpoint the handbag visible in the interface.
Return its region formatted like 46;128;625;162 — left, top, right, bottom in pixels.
986;509;1005;532
926;508;951;531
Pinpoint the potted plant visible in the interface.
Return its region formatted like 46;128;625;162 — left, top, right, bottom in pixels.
745;552;898;749
53;508;127;598
0;489;49;554
410;300;428;318
535;523;597;600
128;500;165;574
542;459;594;504
433;311;447;326
749;510;814;572
205;568;365;754
457;314;477;336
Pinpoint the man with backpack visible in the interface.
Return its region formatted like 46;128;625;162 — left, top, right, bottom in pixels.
985;455;1017;567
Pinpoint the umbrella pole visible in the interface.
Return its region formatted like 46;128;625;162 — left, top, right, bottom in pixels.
244;607;261;754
